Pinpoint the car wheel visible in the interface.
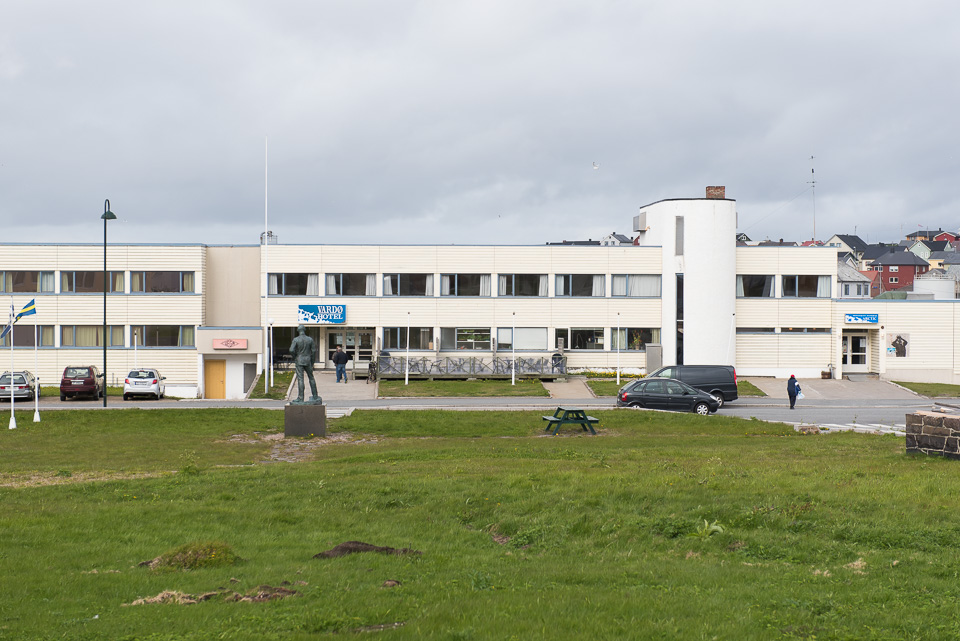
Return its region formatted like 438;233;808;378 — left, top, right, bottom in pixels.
60;394;66;401
123;394;129;401
711;392;724;409
694;402;710;416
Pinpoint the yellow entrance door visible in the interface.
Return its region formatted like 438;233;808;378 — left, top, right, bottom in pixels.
205;359;226;399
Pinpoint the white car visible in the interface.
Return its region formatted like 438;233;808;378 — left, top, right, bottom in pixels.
123;369;166;400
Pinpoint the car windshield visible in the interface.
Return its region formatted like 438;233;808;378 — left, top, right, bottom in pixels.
65;368;90;378
0;374;25;385
129;370;156;379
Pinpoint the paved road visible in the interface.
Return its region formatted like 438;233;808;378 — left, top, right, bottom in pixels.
8;376;949;437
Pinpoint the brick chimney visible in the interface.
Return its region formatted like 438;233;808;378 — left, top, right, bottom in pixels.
706;186;725;199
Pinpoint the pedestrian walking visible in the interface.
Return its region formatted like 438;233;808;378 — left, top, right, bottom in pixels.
333;345;349;383
787;374;800;409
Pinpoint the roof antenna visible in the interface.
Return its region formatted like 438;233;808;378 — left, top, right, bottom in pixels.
808;155;817;241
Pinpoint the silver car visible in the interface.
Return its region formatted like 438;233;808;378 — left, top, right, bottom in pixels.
0;371;38;401
123;369;166;400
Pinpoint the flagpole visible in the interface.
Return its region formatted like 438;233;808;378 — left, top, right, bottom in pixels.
33;318;40;423
8;298;16;430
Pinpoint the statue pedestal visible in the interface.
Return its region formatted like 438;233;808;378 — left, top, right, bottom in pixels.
284;404;326;438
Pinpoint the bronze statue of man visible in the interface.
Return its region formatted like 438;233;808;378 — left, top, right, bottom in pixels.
289;324;320;403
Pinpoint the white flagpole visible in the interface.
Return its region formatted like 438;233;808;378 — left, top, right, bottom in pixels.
33;318;39;422
264;136;269;394
616;312;621;385
511;312;516;386
9;298;16;430
404;312;410;385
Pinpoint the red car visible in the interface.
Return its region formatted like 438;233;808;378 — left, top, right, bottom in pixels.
60;366;104;401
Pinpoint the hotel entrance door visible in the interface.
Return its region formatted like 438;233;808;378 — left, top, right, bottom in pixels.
326;329;374;368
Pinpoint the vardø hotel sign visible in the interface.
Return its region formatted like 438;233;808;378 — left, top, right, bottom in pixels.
845;313;878;324
298;305;346;325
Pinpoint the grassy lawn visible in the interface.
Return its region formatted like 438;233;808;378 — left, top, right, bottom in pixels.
585;379;626;396
737;380;767;396
894;381;960;398
2;408;958;639
248;370;295;400
378;378;550;397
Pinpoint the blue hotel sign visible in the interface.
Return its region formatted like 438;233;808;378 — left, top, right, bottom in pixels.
298;304;346;325
845;313;878;324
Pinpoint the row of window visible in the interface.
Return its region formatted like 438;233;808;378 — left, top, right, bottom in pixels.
0;271;195;294
736;328;832;334
1;325;195;348
737;275;832;298
382;327;661;351
272;273;662;298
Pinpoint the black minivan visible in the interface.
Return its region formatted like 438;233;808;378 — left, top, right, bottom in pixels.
647;365;738;408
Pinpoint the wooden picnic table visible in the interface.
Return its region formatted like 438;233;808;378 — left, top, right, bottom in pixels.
541;406;599;436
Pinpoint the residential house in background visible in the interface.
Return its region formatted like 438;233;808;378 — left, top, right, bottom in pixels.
826;234;869;262
600;232;633;246
870;251;930;292
908;239;950;263
860;243;905;271
837;262;872;298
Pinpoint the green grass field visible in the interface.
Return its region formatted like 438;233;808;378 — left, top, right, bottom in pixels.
1;408;956;639
894;381;960;398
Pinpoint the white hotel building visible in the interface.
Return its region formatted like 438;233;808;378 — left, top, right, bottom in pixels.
3;189;958;398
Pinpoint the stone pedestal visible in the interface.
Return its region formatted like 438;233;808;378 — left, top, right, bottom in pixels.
284;404;327;438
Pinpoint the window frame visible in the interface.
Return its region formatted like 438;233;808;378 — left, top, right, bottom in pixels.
131;325;196;348
60;325;124;348
568;328;605;350
440;274;489;297
611;274;661;298
555;274;605;297
0;271;55;294
130;271;196;294
611;327;660;351
1;324;55;347
498;274;547;297
383;326;433;350
781;275;830;298
60;270;125;294
736;275;775;298
382;273;434;297
440;327;491;350
325;273;375;296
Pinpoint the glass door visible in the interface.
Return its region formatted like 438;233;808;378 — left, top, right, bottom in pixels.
842;333;868;373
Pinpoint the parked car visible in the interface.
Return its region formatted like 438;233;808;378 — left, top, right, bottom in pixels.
60;366;104;401
617;377;720;415
123;369;166;400
0;371;38;401
646;365;738;408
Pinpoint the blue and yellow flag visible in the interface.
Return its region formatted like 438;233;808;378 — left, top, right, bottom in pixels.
14;299;36;323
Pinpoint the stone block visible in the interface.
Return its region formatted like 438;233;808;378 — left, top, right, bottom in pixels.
906;414;923;428
923;425;953;437
945;437;960;454
905;434;918;451
944;416;960;431
918;434;946;451
922;415;944;428
906;422;922;435
284;404;327;438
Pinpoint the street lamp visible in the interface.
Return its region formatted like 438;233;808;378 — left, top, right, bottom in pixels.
101;200;116;408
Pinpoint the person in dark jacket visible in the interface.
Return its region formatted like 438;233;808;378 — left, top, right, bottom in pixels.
333;345;349;383
787;375;800;409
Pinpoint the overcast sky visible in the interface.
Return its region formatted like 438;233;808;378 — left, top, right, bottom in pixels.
3;1;959;247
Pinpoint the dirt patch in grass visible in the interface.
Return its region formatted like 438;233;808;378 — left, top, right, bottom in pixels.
123;584;300;606
139;541;241;571
222;431;379;463
314;541;422;558
0;470;165;489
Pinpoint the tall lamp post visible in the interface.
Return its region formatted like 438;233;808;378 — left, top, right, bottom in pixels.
101;200;116;408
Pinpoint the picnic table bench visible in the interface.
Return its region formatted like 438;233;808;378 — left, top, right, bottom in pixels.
541;406;599;435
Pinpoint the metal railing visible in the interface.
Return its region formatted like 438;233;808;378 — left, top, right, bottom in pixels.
376;355;566;377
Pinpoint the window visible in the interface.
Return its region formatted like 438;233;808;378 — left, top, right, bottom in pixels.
556;274;605;297
0;271;54;293
889;266;899;273
736;275;774;297
267;273;317;296
567;328;604;350
61;271;124;293
498;274;547;297
383;327;433;350
675;216;684;256
131;325;195;347
843;284;850;296
781;275;830;297
61;325;124;347
440;274;491;296
612;274;661;297
440;327;491;350
611;328;660;350
889;277;899;284
781;327;831;333
325;273;375;296
736;327;775;333
1;325;54;347
383;274;434;296
858;284;868;295
496;327;548;351
131;271;196;293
